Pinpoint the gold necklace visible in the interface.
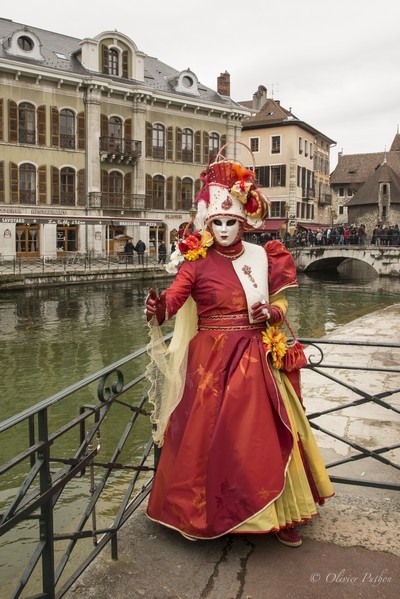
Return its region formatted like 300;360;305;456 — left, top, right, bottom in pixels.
212;246;245;260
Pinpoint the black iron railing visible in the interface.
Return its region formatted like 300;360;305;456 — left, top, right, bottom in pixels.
0;337;399;598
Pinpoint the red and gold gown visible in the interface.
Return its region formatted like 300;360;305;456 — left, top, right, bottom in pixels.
147;240;334;539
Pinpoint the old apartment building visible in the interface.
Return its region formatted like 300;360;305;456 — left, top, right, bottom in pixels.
0;18;249;259
240;85;336;236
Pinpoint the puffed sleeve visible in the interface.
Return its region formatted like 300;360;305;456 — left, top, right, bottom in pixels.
265;239;298;296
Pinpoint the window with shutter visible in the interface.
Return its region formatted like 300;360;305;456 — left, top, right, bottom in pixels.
77;169;86;206
0;99;3;142
101;169;109;193
60;109;75;149
38;165;47;204
182;128;193;162
122;50;128;78
176;176;182;210
8;100;18;143
167;126;173;160
19;103;36;144
175;128;182;161
19;163;36;204
77;112;85;150
0;161;4;203
37;105;46;146
195;131;201;163
145;122;153;158
51;106;59;147
51;166;60;204
60;167;76;205
10;162;18;203
145;173;153;209
102;44;109;75
202;131;209;164
166;176;173;210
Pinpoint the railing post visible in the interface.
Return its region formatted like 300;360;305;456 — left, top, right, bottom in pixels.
38;408;56;598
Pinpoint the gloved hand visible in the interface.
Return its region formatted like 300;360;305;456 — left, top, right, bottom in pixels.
250;300;283;324
145;288;167;324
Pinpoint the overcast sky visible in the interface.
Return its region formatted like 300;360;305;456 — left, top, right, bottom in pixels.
3;0;400;169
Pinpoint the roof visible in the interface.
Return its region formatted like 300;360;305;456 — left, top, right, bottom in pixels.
330;138;400;185
0;17;237;107
240;97;336;144
347;161;400;206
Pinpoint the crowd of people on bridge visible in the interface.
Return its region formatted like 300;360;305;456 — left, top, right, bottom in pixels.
246;223;400;248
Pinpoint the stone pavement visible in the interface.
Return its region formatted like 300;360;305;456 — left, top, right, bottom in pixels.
66;305;400;599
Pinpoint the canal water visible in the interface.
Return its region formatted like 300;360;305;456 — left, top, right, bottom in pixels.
0;263;400;595
1;264;400;421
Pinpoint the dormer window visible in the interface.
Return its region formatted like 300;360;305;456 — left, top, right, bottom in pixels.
17;35;34;51
6;29;44;61
167;70;200;96
109;48;119;76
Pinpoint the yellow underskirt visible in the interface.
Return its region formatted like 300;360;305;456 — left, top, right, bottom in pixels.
234;370;334;533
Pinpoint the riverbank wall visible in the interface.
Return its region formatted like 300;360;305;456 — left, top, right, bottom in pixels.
0;264;171;290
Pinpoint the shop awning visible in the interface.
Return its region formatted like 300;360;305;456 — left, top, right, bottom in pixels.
245;218;286;233
297;222;330;232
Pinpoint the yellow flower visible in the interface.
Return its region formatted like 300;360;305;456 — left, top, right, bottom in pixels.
262;325;287;369
184;246;208;261
200;230;214;248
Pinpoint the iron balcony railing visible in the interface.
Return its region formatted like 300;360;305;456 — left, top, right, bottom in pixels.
99;137;142;162
0;337;399;598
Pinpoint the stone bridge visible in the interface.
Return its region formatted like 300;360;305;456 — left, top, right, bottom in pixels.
291;245;400;276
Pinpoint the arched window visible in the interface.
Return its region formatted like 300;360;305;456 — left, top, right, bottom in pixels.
19;163;36;204
209;132;220;158
109;117;122;151
153;175;165;209
60;167;76;206
182;128;193;162
109;48;119;76
182;177;193;210
109;171;123;208
19;102;36;144
152;124;165;159
60;109;75;149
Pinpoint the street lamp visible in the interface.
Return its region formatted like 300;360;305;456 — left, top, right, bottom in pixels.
331;208;337;227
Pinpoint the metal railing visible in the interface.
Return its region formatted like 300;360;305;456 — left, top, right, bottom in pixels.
0;337;399;598
0;252;168;276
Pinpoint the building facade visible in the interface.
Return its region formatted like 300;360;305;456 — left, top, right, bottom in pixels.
0;19;249;260
239;86;336;237
330;133;400;232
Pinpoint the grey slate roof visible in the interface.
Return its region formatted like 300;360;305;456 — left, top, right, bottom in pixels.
330;138;400;185
0;17;236;107
347;162;400;206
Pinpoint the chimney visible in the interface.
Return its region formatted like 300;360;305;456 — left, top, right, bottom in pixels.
217;71;230;96
252;85;268;111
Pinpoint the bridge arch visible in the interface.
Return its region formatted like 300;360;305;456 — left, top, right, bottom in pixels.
292;246;400;276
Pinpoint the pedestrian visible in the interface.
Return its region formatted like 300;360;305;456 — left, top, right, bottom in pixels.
135;239;146;265
158;241;167;265
124;239;134;264
145;148;333;546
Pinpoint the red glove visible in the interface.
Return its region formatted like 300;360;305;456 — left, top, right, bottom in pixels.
250;301;283;324
145;288;167;324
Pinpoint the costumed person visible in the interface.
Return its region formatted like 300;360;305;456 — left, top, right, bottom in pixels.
145;145;334;546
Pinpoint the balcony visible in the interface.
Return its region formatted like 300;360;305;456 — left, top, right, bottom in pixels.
88;192;146;211
99;137;142;164
319;193;332;206
302;187;315;200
